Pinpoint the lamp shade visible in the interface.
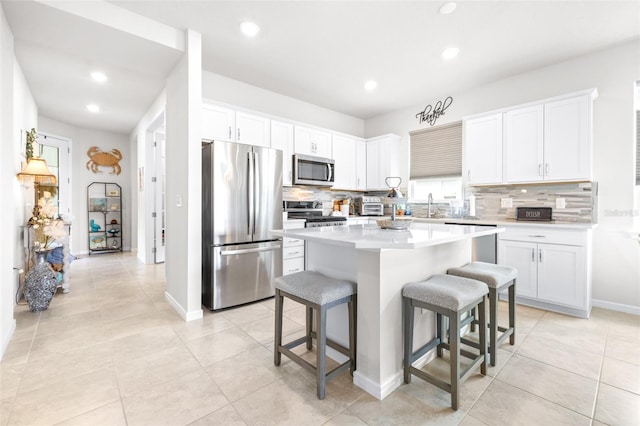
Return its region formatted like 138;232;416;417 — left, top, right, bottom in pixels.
18;158;57;185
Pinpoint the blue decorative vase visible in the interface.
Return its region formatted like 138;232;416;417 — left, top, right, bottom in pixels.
24;249;58;312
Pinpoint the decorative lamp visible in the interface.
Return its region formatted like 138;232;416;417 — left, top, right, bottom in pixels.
17;157;57;205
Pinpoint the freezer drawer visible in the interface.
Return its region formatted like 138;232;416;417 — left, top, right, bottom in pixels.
203;241;282;310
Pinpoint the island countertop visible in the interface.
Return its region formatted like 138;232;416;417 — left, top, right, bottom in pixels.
271;222;504;250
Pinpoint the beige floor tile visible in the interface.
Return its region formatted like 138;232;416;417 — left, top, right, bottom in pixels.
103;311;173;340
600;356;640;395
28;323;109;361
0;339;32;367
233;374;347;426
527;320;606;355
172;314;236;343
114;344;202;397
238;313;304;344
323;412;368;425
185;327;261;367
594;383;640;426
0;363;25;399
188;404;247;426
221;302;274;326
284;305;308;326
109;326;182;365
54;401;127;426
496;354;598;417
538;309;609;335
605;336;640;365
9;367;120;426
1;397;13;426
122;369;228;426
458;415;488;426
468;379;591;425
18;342;112;394
516;334;603;380
34;309;104;338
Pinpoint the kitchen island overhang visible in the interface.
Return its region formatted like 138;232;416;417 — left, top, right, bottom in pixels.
270;223;504;400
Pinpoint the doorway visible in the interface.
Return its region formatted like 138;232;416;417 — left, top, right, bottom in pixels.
153;127;166;263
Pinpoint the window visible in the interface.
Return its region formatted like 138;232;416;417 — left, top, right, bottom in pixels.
409;121;462;202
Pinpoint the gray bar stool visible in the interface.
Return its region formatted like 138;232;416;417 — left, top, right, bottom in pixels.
274;271;357;400
447;262;517;366
403;274;488;410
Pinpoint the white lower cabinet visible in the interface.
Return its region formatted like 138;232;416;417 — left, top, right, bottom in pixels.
498;226;591;318
282;221;306;275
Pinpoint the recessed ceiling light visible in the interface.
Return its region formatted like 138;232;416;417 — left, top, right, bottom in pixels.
91;71;107;83
240;21;260;37
87;104;100;113
441;47;460;60
439;2;457;15
364;80;378;91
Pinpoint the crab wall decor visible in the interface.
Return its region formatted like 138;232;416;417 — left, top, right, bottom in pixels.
86;146;123;175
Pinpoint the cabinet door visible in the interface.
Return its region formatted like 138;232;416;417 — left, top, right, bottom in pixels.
355;139;367;190
236;111;270;147
366;139;383;190
271;121;294;186
464;114;503;184
498;240;538;298
544;95;591;181
312;130;332;158
294;126;314;155
537;243;586;308
366;135;401;190
504;105;544;183
202;104;235;142
332;135;356;189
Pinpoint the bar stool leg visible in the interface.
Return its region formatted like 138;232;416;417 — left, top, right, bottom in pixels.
403;296;414;384
436;313;444;357
274;289;283;366
478;295;487;375
306;306;313;350
316;305;327;399
348;295;357;375
450;312;460;410
509;280;516;345
489;287;498;367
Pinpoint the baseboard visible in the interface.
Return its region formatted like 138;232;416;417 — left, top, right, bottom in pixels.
164;291;203;321
592;299;640;316
353;370;403;400
0;319;16;361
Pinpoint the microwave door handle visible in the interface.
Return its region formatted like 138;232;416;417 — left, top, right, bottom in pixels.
327;163;333;182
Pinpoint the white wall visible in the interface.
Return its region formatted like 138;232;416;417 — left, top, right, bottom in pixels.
164;30;203;321
365;40;640;313
37;116;131;255
1;5;38;360
203;71;365;137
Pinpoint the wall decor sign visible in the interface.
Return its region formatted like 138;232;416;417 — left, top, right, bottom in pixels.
415;96;453;126
86;146;123;175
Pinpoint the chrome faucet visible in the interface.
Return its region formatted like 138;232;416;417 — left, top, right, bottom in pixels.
427;193;433;218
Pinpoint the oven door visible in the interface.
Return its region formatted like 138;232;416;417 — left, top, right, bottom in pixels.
293;154;334;186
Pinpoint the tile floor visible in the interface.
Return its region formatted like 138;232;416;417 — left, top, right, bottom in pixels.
1;252;639;425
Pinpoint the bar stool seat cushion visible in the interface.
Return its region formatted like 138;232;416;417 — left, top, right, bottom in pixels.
275;271;356;306
447;262;517;289
403;275;488;311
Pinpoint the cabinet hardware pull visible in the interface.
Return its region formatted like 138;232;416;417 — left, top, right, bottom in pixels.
545;163;550;176
528;235;546;238
538;164;542;176
467;170;471;181
531;248;535;262
228;126;231;140
237;128;241;141
539;249;543;262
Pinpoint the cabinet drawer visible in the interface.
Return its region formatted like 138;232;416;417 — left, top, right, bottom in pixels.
283;257;305;275
283;245;305;259
498;227;586;246
283;237;304;247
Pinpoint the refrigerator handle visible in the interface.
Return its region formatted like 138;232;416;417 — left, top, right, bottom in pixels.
247;151;253;236
253;151;258;236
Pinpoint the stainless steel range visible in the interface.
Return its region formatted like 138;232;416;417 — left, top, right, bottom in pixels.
283;201;347;228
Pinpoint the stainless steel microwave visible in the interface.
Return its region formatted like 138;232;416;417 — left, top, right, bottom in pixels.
293;154;335;186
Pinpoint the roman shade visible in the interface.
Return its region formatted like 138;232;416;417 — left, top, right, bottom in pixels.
409;121;462;180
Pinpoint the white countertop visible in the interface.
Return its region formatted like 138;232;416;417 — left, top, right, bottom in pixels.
333;216;597;230
271;222;504;250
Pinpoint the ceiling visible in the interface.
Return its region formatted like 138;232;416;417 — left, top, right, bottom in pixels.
3;1;639;135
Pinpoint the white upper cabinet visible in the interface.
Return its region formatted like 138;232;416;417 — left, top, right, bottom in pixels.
202;103;235;142
464;113;503;185
332;134;357;190
235;111;270;147
504;104;544;182
544;94;592;181
366;134;401;190
271;120;294;186
464;89;595;185
294;126;332;158
355;139;367;191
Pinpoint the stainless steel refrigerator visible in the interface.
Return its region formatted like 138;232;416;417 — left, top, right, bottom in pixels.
202;141;283;310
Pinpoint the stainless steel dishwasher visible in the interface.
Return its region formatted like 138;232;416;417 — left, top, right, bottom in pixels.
445;222;497;264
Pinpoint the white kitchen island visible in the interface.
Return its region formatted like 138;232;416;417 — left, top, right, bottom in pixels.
271;222;503;400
